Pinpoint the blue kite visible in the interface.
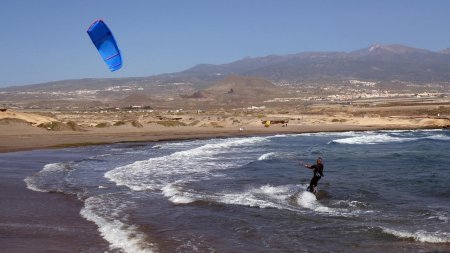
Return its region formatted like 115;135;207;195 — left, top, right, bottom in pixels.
87;20;122;72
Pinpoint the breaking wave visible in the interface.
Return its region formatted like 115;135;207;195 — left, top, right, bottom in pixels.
105;136;269;191
380;226;450;243
257;152;278;161
24;163;70;193
328;130;449;145
80;195;156;253
163;183;363;217
329;133;416;145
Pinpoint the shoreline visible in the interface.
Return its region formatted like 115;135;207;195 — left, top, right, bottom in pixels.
1;124;445;153
2;125;448;252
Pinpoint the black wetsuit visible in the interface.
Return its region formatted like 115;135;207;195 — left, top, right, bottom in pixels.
307;163;324;193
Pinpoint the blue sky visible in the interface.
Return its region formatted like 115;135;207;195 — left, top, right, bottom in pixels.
2;0;450;87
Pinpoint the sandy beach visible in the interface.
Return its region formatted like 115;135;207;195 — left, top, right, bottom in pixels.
1;108;448;153
0;123;443;154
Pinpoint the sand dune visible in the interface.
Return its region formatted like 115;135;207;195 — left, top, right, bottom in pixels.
0;110;55;125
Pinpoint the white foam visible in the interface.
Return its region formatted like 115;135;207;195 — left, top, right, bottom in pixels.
163;183;361;217
163;183;298;210
155;139;204;150
300;131;360;137
214;186;294;210
257;152;278;161
330;133;417;145
257;184;293;200
297;191;332;212
439;216;449;223
162;184;196;204
270;134;291;138
24;163;67;193
220;185;359;216
217;191;288;209
425;134;450;141
426;211;449;223
24;177;48;192
105;136;269;191
294;189;366;217
416;129;443;132
332;200;368;208
380;227;450;243
80;196;156;253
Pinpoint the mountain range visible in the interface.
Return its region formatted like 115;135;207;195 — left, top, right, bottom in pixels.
3;44;450;93
179;44;450;85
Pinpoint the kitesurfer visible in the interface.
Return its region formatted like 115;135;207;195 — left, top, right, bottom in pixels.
301;157;324;193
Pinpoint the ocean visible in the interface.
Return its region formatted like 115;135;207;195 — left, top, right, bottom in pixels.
10;129;450;252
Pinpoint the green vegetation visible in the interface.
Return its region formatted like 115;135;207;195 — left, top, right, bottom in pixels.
150;120;187;127
331;118;347;123
113;121;126;126
38;121;69;131
38;121;67;131
95;122;111;128
37;121;83;131
66;121;83;131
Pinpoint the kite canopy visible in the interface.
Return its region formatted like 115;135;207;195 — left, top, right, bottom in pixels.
87;20;122;72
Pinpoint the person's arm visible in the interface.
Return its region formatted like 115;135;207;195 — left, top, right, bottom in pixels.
300;161;313;169
310;164;318;170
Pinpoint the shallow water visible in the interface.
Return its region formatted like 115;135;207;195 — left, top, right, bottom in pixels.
22;130;450;252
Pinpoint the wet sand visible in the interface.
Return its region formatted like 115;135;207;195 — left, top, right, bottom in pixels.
0;150;110;253
0;124;435;154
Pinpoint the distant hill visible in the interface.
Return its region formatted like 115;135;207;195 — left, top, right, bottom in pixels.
200;75;282;105
205;75;279;96
3;44;450;94
180;44;450;84
119;93;154;105
180;91;208;99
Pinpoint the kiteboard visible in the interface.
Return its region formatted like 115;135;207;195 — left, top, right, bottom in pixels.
305;185;329;198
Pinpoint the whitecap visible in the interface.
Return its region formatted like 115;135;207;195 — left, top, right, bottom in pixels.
329;133;417;145
80;195;156;253
105;136;269;191
425;134;450;141
257;152;278;161
24;163;69;193
332;199;369;208
163;183;362;217
162;183;196;204
380;226;450;243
